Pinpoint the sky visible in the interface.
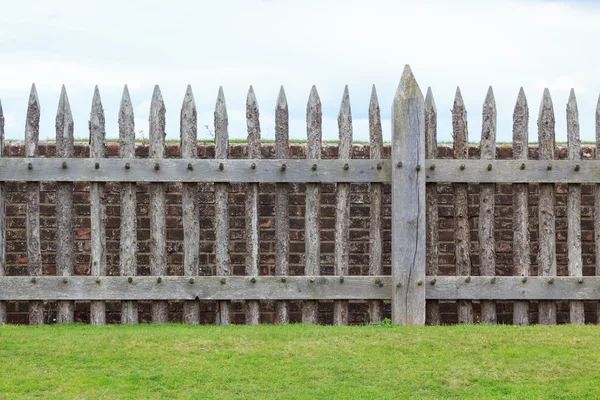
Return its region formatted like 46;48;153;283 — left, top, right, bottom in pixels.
0;0;598;144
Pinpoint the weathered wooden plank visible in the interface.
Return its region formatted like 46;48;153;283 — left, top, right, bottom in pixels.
567;89;584;324
334;86;352;326
55;86;75;323
149;85;168;323
0;276;391;301
245;86;261;325
368;85;384;324
0;158;391;183
452;87;473;323
538;88;557;325
214;87;231;325
0;100;5;324
597;93;600;326
89;86;107;325
3;275;600;301
424;87;439;326
25;84;43;325
304;85;322;324
391;65;426;325
119;85;138;324
181;85;200;325
512;88;530;325
479;87;497;324
274;86;289;324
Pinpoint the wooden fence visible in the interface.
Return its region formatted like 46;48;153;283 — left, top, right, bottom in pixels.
0;64;599;325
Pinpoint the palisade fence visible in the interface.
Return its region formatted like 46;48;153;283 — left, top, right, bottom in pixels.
1;64;600;326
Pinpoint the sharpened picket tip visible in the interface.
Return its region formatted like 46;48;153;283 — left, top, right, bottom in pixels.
425;87;436;111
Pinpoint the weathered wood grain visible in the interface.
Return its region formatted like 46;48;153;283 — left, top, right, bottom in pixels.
275;86;289;324
424;87;439;326
0;100;5;324
303;86;322;324
368;85;383;323
567;89;584;324
245;86;261;325
25;84;43;325
119;85;138;324
55;86;75;323
149;85;168;323
538;88;557;325
391;65;426;325
479;87;497;324
0;158;391;183
597;93;600;325
512;88;530;325
334;86;352;325
452;87;473;323
181;85;200;325
214;87;231;325
90;86;107;325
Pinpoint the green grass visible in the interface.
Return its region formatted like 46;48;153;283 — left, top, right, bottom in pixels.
1;324;599;399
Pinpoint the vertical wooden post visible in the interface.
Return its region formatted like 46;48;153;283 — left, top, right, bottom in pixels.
0;100;5;324
334;86;352;326
303;86;322;324
479;87;497;324
275;86;290;324
55;86;75;323
181;85;200;325
538;88;557;325
119;85;138;324
214;87;231;325
596;94;600;325
25;84;43;325
245;86;261;325
391;65;425;325
90;86;107;325
368;85;383;324
424;87;440;326
149;85;168;323
513;88;530;325
452;87;473;324
567;89;584;324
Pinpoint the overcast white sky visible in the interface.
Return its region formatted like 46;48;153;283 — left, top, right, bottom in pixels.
0;0;598;144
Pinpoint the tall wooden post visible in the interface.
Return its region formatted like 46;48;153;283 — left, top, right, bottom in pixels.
0;100;5;324
391;65;425;325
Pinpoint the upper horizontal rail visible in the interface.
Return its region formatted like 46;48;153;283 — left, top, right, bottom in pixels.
1;158;599;183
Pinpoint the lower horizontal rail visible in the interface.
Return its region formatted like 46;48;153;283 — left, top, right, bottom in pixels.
1;276;599;301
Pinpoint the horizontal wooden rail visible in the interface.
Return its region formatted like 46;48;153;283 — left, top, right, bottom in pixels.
0;158;390;183
0;158;599;183
2;276;600;301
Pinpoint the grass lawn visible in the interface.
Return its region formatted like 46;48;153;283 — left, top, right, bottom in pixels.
1;324;599;399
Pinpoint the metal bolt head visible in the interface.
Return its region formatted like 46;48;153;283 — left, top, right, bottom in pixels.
125;163;130;170
281;164;286;172
522;277;528;283
310;278;315;283
430;278;436;285
62;161;68;169
548;278;554;284
281;277;286;283
62;278;68;284
465;276;471;283
189;278;195;284
376;163;382;171
95;278;101;284
31;277;37;283
219;163;224;171
520;163;525;170
460;164;465;170
575;164;580;172
28;162;33;170
578;278;584;284
250;277;256;283
128;277;133;283
154;163;160;171
220;278;226;284
95;162;100;170
416;165;421;171
490;277;496;284
397;162;403;168
250;163;256;170
157;277;162;283
187;163;193;171
312;164;317;171
417;279;423;286
547;164;552;171
339;276;344;283
343;163;349;171
430;164;435;171
487;164;492;171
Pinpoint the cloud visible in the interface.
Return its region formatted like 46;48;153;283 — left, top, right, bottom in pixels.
0;0;598;144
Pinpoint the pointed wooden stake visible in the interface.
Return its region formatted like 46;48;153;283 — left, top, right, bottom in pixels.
149;85;168;323
56;85;75;323
334;85;352;325
391;65;425;325
304;85;322;324
25;83;43;325
537;88;557;325
596;93;600;326
424;87;440;326
181;85;200;325
90;86;107;325
275;86;290;324
245;85;261;325
513;87;530;326
452;86;472;324
214;86;231;325
369;85;384;324
567;89;584;324
479;86;497;324
119;85;138;324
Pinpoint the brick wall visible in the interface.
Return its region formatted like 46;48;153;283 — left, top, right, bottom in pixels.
3;141;598;324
